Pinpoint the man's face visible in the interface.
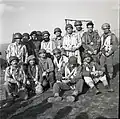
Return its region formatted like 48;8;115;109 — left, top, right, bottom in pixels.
11;60;18;67
22;36;29;42
31;34;37;40
102;28;110;34
84;57;91;63
66;28;73;34
87;25;93;33
39;52;46;58
15;38;21;44
75;25;82;31
54;52;61;60
43;34;50;41
29;59;35;66
55;32;61;37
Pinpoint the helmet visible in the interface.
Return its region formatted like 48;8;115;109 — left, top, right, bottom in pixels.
23;33;30;39
14;33;22;39
28;55;36;62
39;49;46;54
74;20;82;26
54;28;62;34
9;56;19;63
68;56;77;65
36;31;42;36
42;31;50;36
86;21;94;28
53;48;61;55
30;31;37;36
101;23;110;30
65;24;73;30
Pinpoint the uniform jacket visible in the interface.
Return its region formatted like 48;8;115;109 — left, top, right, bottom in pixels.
82;61;105;77
82;31;101;53
52;36;63;49
65;63;82;83
6;42;28;63
54;56;68;80
100;31;118;56
5;65;25;83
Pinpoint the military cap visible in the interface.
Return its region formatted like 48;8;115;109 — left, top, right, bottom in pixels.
53;48;61;55
30;31;37;36
14;33;23;39
28;55;36;62
54;28;62;34
39;49;46;54
86;21;94;28
101;23;110;30
74;20;82;26
9;56;19;63
65;24;73;30
68;56;77;65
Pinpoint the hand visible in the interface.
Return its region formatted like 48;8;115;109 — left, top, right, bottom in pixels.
42;72;47;77
105;52;109;57
93;50;97;55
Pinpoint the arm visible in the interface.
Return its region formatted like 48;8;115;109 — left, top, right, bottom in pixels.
46;58;54;73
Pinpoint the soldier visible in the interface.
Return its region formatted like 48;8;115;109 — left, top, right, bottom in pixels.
28;31;41;58
38;49;55;89
62;24;82;64
53;48;68;82
52;27;63;49
6;33;28;64
4;56;26;101
99;23;119;80
41;31;55;59
82;21;101;63
36;31;43;42
22;33;31;56
74;20;84;62
48;56;84;102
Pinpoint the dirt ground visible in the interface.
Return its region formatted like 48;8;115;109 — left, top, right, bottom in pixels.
0;48;119;119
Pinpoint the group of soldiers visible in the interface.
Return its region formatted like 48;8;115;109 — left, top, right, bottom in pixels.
3;21;119;104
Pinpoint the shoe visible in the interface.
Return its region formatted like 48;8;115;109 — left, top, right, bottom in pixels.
95;90;101;95
105;86;114;92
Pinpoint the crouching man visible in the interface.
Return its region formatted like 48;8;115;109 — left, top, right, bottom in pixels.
48;56;84;102
4;56;26;104
82;53;113;95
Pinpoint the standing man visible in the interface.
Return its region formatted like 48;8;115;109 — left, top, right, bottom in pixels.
82;21;101;63
52;27;63;49
28;31;41;58
6;33;28;64
62;24;82;64
74;20;84;62
100;23;118;80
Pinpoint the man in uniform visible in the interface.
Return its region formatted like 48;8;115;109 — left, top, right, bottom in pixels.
82;21;101;63
6;33;28;64
74;20;84;62
28;31;41;58
99;23;118;80
62;24;82;64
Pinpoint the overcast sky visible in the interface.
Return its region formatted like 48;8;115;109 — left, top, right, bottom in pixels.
0;0;119;44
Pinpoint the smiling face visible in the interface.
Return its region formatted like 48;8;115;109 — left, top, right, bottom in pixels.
11;59;18;67
54;52;61;60
66;27;73;34
55;31;61;37
75;25;82;31
39;52;46;58
15;38;21;44
87;25;93;33
29;59;35;66
102;28;110;34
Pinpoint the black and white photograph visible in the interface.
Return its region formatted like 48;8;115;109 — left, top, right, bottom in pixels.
0;0;119;119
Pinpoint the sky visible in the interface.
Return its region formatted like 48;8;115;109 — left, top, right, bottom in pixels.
0;0;119;44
